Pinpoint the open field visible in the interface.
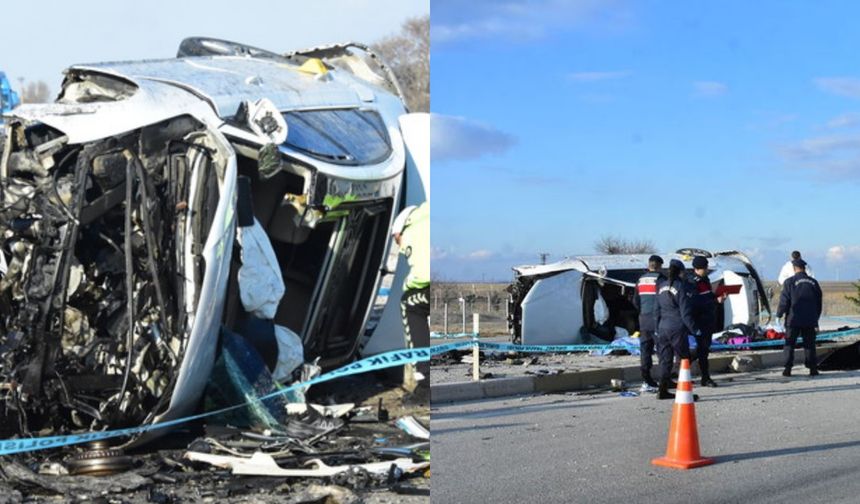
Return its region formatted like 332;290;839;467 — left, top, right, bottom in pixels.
431;281;860;336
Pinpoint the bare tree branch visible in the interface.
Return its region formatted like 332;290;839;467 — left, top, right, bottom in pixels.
372;15;429;112
20;81;51;104
595;235;657;255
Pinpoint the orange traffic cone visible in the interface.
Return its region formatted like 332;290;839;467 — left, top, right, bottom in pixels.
651;358;714;470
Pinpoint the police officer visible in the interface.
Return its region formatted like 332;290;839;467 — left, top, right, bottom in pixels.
776;258;823;377
632;255;665;391
392;202;430;393
689;256;722;387
654;259;698;400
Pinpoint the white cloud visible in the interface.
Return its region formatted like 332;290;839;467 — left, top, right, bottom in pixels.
432;0;633;43
568;71;630;82
431;114;517;162
782;135;860;159
815;77;860;99
824;113;860;129
468;249;495;259
693;81;728;98
431;247;450;261
826;245;860;263
778;134;860;178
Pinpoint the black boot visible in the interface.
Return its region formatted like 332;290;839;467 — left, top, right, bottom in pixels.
657;378;675;400
701;376;718;387
642;370;658;388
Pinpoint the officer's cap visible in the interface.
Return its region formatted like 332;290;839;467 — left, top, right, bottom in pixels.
669;259;685;270
792;258;807;268
648;255;664;264
692;256;709;269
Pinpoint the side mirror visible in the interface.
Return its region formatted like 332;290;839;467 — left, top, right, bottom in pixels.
236;98;288;145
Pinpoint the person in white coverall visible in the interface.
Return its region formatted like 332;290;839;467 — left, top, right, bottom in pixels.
778;251;814;286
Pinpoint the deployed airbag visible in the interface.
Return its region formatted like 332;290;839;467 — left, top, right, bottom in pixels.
273;325;304;383
237;217;285;319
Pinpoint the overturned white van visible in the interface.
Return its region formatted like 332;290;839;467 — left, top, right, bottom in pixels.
0;38;427;440
507;249;771;345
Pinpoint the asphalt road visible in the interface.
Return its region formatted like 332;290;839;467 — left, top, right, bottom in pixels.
432;367;860;504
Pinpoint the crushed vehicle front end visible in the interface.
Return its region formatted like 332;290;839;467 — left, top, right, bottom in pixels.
0;41;418;445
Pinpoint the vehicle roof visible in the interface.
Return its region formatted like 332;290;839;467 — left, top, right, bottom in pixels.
513;252;752;278
6;52;405;149
71;55;382;118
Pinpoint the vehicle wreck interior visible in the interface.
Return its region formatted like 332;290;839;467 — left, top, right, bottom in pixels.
224;141;393;370
0;34;417;443
582;271;727;341
0;121;398;435
509;261;751;344
0;112;401;440
0;114;222;436
581;273;640;341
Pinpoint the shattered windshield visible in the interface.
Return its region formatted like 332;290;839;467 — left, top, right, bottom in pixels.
282;109;392;165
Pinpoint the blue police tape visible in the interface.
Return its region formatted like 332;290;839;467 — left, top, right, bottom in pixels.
0;346;434;456
428;327;860;355
479;341;614;353
429;340;473;353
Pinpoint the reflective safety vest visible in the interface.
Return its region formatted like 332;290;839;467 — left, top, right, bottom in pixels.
399;202;429;290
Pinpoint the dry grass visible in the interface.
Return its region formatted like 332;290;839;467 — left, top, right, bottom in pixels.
768;281;860;318
431;281;860;336
430;282;517;336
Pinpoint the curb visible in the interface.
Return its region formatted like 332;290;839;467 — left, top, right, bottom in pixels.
430;344;844;404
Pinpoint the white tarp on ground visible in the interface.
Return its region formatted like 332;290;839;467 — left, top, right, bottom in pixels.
521;269;585;345
237;218;285;320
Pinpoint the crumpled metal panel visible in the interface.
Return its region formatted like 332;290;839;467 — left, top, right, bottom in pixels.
513;253;757;278
7;82;218;144
72;56;365;117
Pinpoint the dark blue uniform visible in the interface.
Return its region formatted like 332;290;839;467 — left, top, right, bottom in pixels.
632;270;665;384
689;273;717;382
777;272;823;374
654;277;696;381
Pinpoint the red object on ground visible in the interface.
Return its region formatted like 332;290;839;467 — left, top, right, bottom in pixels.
766;329;786;340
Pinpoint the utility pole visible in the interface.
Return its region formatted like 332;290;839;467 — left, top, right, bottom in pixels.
539;252;550;265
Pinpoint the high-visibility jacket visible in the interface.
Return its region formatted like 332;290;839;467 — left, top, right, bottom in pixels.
399;202;429;290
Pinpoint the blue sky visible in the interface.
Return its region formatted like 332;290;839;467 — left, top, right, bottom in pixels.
431;0;860;281
1;0;427;91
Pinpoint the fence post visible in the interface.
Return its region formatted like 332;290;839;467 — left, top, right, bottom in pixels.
459;297;466;335
472;313;480;381
443;302;448;336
